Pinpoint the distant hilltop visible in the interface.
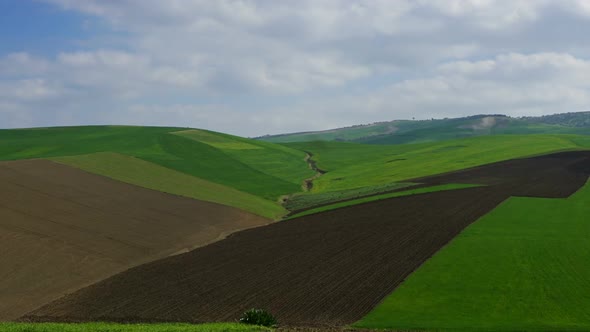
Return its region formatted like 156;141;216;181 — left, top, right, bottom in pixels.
257;111;590;144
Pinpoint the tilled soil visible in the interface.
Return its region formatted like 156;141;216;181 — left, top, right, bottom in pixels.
23;151;590;326
0;160;270;320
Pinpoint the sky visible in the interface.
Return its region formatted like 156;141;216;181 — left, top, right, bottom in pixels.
2;1;590;136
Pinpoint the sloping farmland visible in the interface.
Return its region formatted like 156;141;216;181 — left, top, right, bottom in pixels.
25;151;590;327
0;159;269;320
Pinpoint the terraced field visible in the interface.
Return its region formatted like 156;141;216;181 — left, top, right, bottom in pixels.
0;159;269;321
25;151;590;327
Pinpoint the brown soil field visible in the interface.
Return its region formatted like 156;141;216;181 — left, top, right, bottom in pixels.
0;159;270;320
23;151;590;326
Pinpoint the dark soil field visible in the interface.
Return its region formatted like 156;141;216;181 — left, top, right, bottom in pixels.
0;160;270;321
23;151;590;327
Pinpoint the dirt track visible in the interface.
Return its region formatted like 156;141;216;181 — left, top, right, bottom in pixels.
23;151;590;326
0;160;270;320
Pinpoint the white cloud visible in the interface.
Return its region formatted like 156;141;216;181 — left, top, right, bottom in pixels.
343;52;590;122
422;0;544;29
0;53;50;77
0;79;66;101
2;1;590;135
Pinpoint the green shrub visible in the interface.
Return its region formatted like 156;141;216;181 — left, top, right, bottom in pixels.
239;308;278;327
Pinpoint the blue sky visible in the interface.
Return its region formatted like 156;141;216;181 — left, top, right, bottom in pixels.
0;1;96;55
2;1;590;136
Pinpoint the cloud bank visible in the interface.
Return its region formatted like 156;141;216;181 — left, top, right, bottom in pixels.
2;0;590;135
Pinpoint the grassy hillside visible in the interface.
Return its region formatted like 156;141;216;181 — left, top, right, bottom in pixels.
52;152;286;219
259;113;590;144
356;180;590;331
289;134;590;192
0;126;312;218
174;129;312;187
4;126;590;219
257;122;398;143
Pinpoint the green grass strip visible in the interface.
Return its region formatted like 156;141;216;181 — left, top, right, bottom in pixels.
51;152;286;220
288;183;480;219
0;322;269;332
284;182;416;212
355;179;590;331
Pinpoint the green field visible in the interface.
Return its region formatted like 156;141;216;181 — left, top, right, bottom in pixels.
52;152;286;219
174;129;313;187
283;181;415;212
4;126;590;330
288;184;480;219
288;134;590;192
0;126;314;218
5;127;590;219
0;322;268;332
355;179;590;331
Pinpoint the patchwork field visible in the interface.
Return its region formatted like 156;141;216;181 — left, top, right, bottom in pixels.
25;151;590;327
51;152;285;219
0;126;317;219
356;177;590;331
3;125;590;330
288;134;590;192
173;129;314;188
0;159;269;321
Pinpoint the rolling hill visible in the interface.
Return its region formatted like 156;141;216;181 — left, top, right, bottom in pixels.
0;126;315;219
25;151;590;326
257;111;590;144
0;125;315;321
287;134;590;193
3;125;590;331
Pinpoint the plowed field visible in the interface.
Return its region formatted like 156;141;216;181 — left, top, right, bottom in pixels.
0;160;270;320
24;151;590;326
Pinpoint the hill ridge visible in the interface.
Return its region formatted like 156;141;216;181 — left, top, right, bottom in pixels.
257;111;590;144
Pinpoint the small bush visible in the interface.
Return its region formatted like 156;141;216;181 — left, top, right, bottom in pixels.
239;308;278;327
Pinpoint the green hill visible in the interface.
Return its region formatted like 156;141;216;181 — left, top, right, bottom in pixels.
288;134;590;193
0;126;313;219
173;129;313;187
3;126;590;220
258;112;590;145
